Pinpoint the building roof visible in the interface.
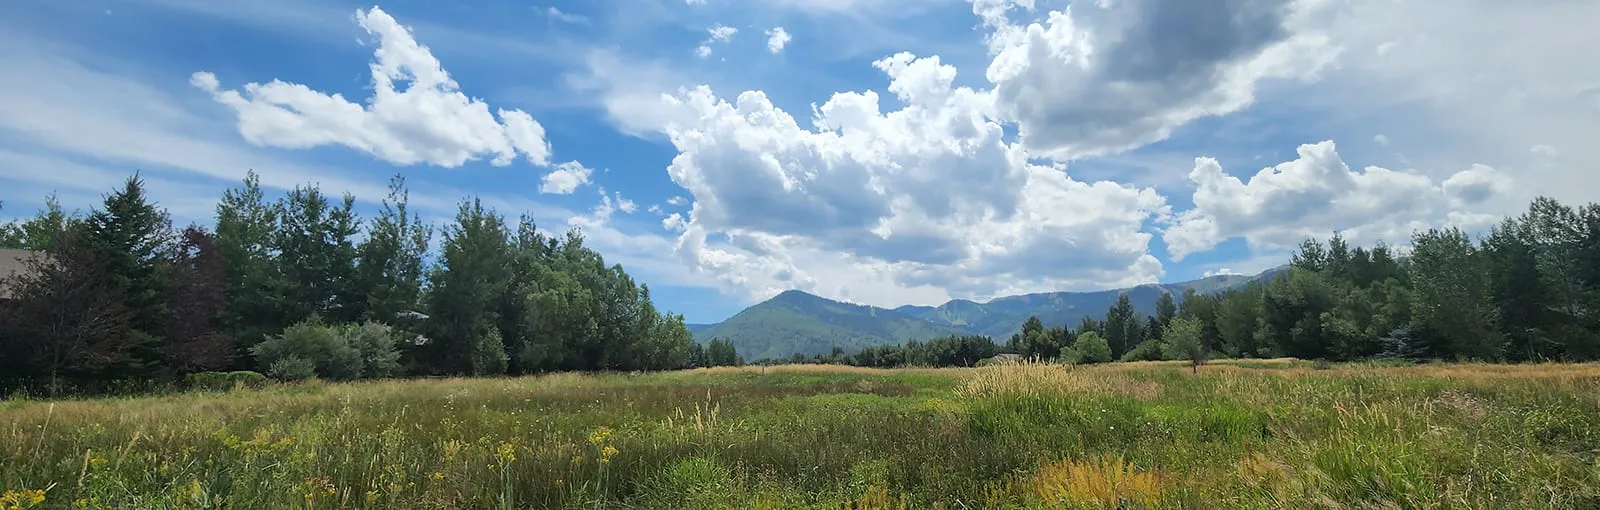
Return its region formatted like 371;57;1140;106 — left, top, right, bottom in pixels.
0;249;43;300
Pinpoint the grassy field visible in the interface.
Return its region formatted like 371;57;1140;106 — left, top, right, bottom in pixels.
2;361;1598;509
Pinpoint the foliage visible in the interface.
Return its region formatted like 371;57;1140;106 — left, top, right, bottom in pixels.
251;318;363;380
1160;316;1208;372
1073;331;1113;364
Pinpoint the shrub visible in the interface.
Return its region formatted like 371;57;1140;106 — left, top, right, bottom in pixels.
185;371;268;391
1120;340;1163;362
342;322;402;378
1073;332;1113;364
268;357;317;381
251;318;362;380
470;325;509;376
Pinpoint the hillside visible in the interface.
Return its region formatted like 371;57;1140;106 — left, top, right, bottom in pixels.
695;269;1281;360
693;290;972;360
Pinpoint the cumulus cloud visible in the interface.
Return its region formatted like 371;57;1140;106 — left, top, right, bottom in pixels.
978;0;1339;160
191;7;552;168
765;27;791;54
539;161;593;194
667;195;688;206
1163;141;1519;260
635;51;1167;303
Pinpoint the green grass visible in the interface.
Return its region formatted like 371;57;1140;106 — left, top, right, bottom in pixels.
3;362;1598;509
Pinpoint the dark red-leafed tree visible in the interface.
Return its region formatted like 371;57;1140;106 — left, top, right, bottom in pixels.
162;227;234;372
6;231;135;395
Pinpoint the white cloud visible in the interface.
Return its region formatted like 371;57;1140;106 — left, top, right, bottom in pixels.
979;0;1340;160
662;212;685;231
1373;134;1389;146
686;0;706;5
627;51;1167;305
667;195;688;206
1316;0;1600;204
1163;141;1520;260
539;161;594;194
708;24;738;42
647;204;664;215
615;192;638;213
765;27;792;54
1203;268;1238;278
695;24;739;58
191;7;553;168
546;7;587;24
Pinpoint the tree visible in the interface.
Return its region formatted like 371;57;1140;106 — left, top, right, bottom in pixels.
1409;227;1502;360
214;172;285;363
354;175;432;324
426;199;513;375
1103;294;1140;358
1073;332;1112;364
1214;284;1263;358
1;232;135;394
0;195;80;251
1153;292;1177;336
80;175;174;378
1161;317;1208;374
276;185;360;324
707;338;740;367
161;227;234;372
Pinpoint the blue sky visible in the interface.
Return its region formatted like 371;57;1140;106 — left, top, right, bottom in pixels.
2;0;1597;324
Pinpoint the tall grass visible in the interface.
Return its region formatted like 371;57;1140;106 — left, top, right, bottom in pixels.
2;362;1597;508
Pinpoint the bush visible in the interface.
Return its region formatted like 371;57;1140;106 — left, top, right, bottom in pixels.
251;318;362;380
1120;340;1164;362
185;371;268;391
342;322;402;378
1074;332;1113;363
268;357;317;381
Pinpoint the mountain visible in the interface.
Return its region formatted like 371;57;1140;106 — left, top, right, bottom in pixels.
694;268;1284;360
693;290;971;360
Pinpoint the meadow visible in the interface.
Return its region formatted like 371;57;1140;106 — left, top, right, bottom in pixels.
2;360;1598;509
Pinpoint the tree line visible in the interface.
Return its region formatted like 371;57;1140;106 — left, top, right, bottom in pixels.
765;195;1600;368
0;172;732;396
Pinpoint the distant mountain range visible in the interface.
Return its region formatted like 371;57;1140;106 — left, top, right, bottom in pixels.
689;268;1283;360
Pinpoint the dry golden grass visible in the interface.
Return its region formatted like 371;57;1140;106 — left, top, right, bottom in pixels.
954;361;1162;400
1028;455;1164;509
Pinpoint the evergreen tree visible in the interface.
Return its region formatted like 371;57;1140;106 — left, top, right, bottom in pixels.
426;199;513;375
1103;294;1139;358
276;185;360;324
354;175;431;324
80;175;174;378
214;172;284;363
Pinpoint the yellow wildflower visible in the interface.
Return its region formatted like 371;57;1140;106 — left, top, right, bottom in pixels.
429;471;446;481
587;426;613;446
496;441;517;464
1;489;46;510
600;445;620;464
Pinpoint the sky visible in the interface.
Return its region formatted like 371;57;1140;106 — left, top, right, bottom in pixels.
1;0;1597;324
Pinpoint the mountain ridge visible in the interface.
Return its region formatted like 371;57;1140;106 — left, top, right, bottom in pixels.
692;267;1286;360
